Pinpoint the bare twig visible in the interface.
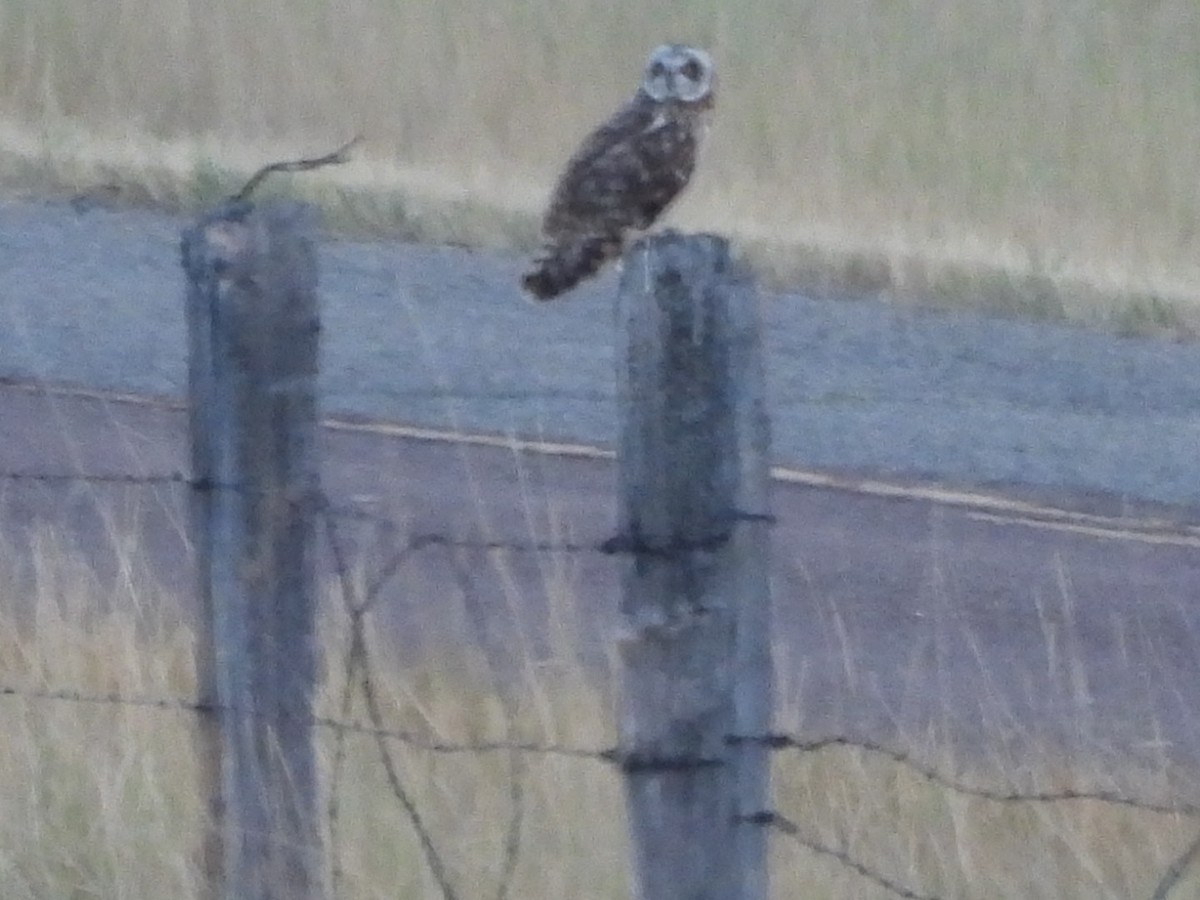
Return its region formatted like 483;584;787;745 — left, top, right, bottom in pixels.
231;135;362;203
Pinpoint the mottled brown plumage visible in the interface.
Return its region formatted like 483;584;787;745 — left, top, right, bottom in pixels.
523;44;716;300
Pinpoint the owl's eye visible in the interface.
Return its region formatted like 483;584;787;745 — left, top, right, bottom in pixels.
649;60;667;78
680;58;702;81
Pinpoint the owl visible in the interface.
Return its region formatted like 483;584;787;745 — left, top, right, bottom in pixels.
522;43;716;300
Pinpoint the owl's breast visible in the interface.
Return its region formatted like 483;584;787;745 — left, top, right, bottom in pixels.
644;113;699;165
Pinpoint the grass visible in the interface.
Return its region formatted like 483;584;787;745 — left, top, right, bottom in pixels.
1;525;1199;898
1;0;1199;334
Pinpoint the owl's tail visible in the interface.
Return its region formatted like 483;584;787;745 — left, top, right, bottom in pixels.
522;234;622;300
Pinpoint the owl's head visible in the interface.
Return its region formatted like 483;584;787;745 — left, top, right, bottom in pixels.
639;44;715;105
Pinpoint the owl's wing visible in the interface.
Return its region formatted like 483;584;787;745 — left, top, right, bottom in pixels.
544;98;697;236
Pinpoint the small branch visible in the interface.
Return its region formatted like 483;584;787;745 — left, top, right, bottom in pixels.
231;135;362;203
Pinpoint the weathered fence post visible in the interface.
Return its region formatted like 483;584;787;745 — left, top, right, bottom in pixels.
614;232;773;900
183;201;324;900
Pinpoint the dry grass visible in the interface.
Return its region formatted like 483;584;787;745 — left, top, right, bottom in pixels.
1;0;1199;332
0;528;1198;898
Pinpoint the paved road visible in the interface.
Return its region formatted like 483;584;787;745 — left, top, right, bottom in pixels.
1;384;1199;773
3;195;1200;774
2;195;1200;509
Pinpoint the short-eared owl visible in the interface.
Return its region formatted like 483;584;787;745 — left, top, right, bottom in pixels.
522;43;716;300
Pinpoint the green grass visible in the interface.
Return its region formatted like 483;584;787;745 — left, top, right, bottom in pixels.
1;527;1198;898
1;0;1199;333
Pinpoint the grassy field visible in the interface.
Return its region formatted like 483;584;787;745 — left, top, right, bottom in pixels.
1;0;1199;333
1;530;1198;899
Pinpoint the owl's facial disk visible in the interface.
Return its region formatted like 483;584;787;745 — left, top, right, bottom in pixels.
640;44;715;104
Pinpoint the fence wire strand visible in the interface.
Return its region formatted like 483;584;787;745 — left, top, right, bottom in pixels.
734;732;1200;818
767;812;944;900
2;674;1192;817
1152;829;1200;900
0;468;188;487
324;509;462;900
0;683;615;761
3;466;1199;900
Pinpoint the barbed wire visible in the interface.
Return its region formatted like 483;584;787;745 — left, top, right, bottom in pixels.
0;467;769;559
5;464;1199;899
0;682;613;761
0;468;189;487
5;687;1197;900
761;811;943;900
3;679;1192;819
347;387;613;402
1152;829;1200;900
9;674;1196;900
731;732;1200;818
375;530;603;557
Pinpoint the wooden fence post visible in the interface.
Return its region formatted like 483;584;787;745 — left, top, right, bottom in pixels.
615;232;773;900
183;201;324;900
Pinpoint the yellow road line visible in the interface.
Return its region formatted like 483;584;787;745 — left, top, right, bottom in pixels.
326;416;615;461
6;379;1198;543
768;467;1200;539
963;510;1200;548
328;417;1200;543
